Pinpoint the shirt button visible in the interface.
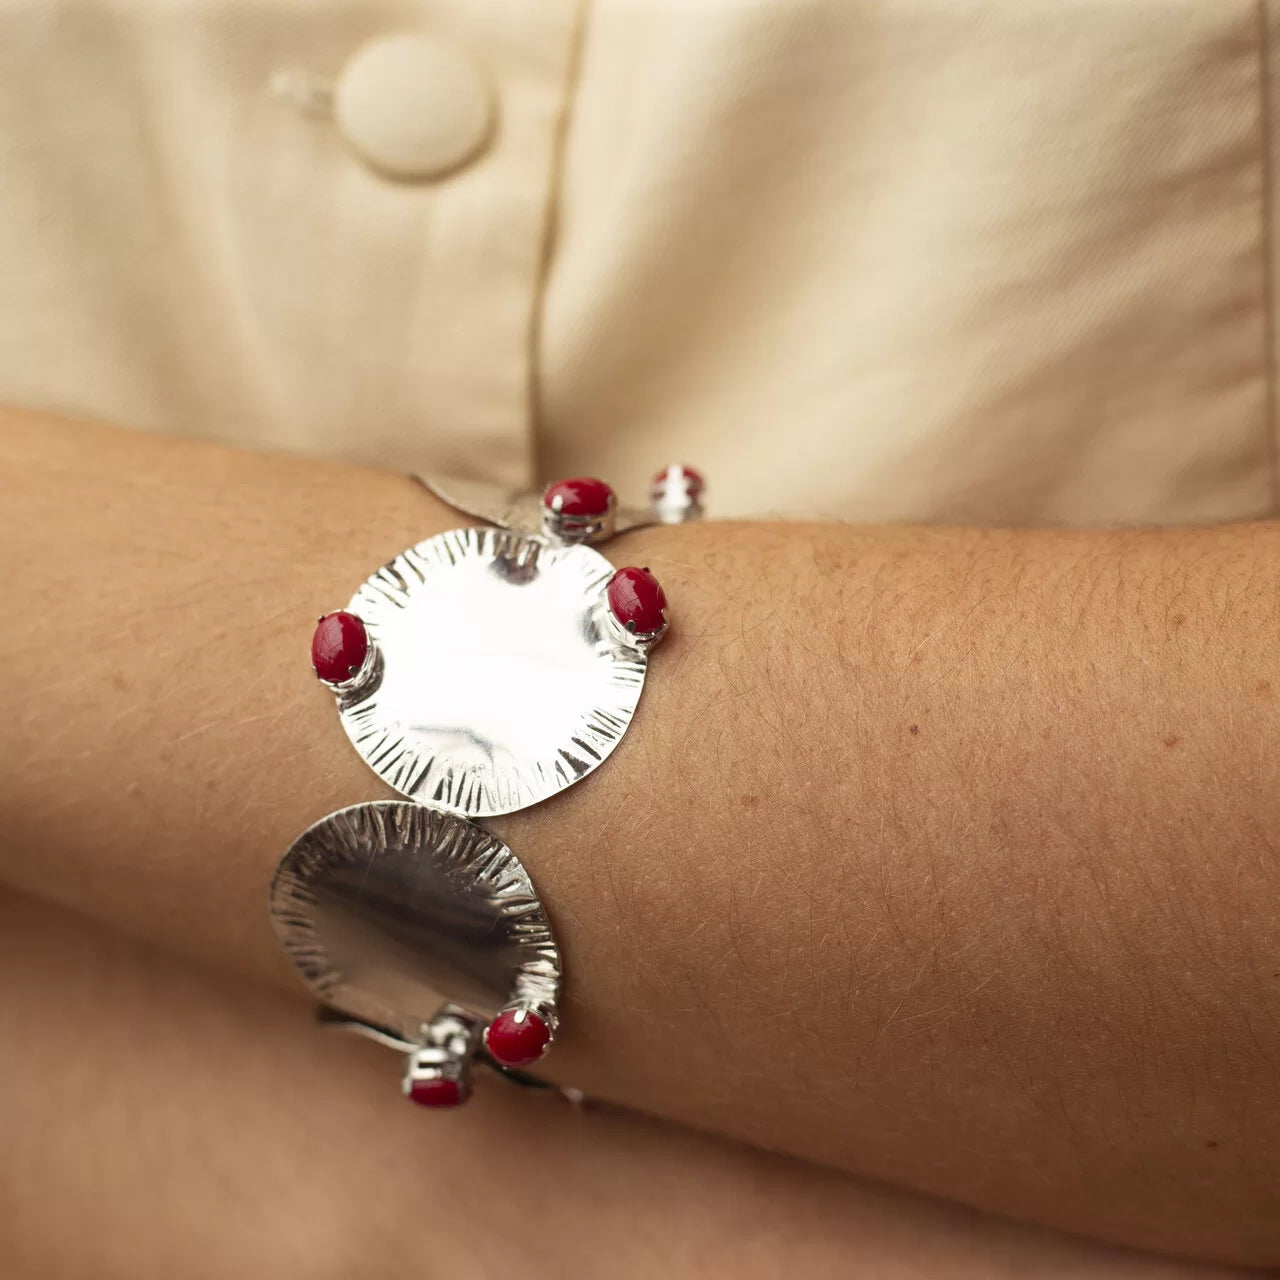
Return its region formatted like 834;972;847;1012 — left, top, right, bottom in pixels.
334;34;493;181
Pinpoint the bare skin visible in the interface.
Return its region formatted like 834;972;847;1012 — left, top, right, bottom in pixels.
3;410;1279;1264
7;890;1249;1280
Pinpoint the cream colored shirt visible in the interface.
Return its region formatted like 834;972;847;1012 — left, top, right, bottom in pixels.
0;0;1274;525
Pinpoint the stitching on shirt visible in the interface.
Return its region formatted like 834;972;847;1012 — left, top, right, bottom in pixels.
1257;0;1278;514
526;0;592;484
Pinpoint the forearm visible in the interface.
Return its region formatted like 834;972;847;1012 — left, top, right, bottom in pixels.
8;892;1242;1280
4;410;1278;1263
526;496;1280;1263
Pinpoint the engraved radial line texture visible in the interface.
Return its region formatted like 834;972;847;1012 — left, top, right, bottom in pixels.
338;526;646;817
269;802;562;1044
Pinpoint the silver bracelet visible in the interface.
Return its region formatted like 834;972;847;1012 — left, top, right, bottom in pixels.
269;466;703;1107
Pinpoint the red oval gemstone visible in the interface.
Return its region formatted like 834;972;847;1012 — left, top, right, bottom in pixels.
544;476;614;517
607;567;668;636
485;1008;551;1068
311;611;368;683
651;464;704;495
408;1077;467;1108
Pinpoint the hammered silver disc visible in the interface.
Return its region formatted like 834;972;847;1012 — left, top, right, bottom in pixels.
338;526;645;817
269;802;561;1043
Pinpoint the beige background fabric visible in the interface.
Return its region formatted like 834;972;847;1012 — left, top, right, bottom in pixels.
0;0;1275;524
0;0;580;490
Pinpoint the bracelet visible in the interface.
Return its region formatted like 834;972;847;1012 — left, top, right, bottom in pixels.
269;466;703;1108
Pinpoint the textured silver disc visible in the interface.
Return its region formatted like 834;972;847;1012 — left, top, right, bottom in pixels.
269;801;562;1044
340;526;645;817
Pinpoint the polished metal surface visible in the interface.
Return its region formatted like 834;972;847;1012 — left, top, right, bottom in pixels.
338;525;646;816
417;472;658;538
270;801;562;1045
541;493;617;545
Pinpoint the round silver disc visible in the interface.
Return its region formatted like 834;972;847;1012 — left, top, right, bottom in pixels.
269;801;561;1043
340;526;645;817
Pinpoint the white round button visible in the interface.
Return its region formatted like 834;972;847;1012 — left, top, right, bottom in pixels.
334;34;493;180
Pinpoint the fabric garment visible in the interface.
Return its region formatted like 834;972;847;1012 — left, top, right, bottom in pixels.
0;0;1276;525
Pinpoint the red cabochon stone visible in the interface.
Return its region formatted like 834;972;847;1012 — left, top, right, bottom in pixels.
607;567;668;636
544;476;615;517
408;1077;467;1108
485;1009;551;1068
651;464;704;495
311;611;368;683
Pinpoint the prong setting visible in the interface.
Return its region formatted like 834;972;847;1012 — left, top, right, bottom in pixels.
402;1006;483;1107
311;610;380;694
484;1004;556;1068
542;476;617;544
605;566;669;651
648;464;704;524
